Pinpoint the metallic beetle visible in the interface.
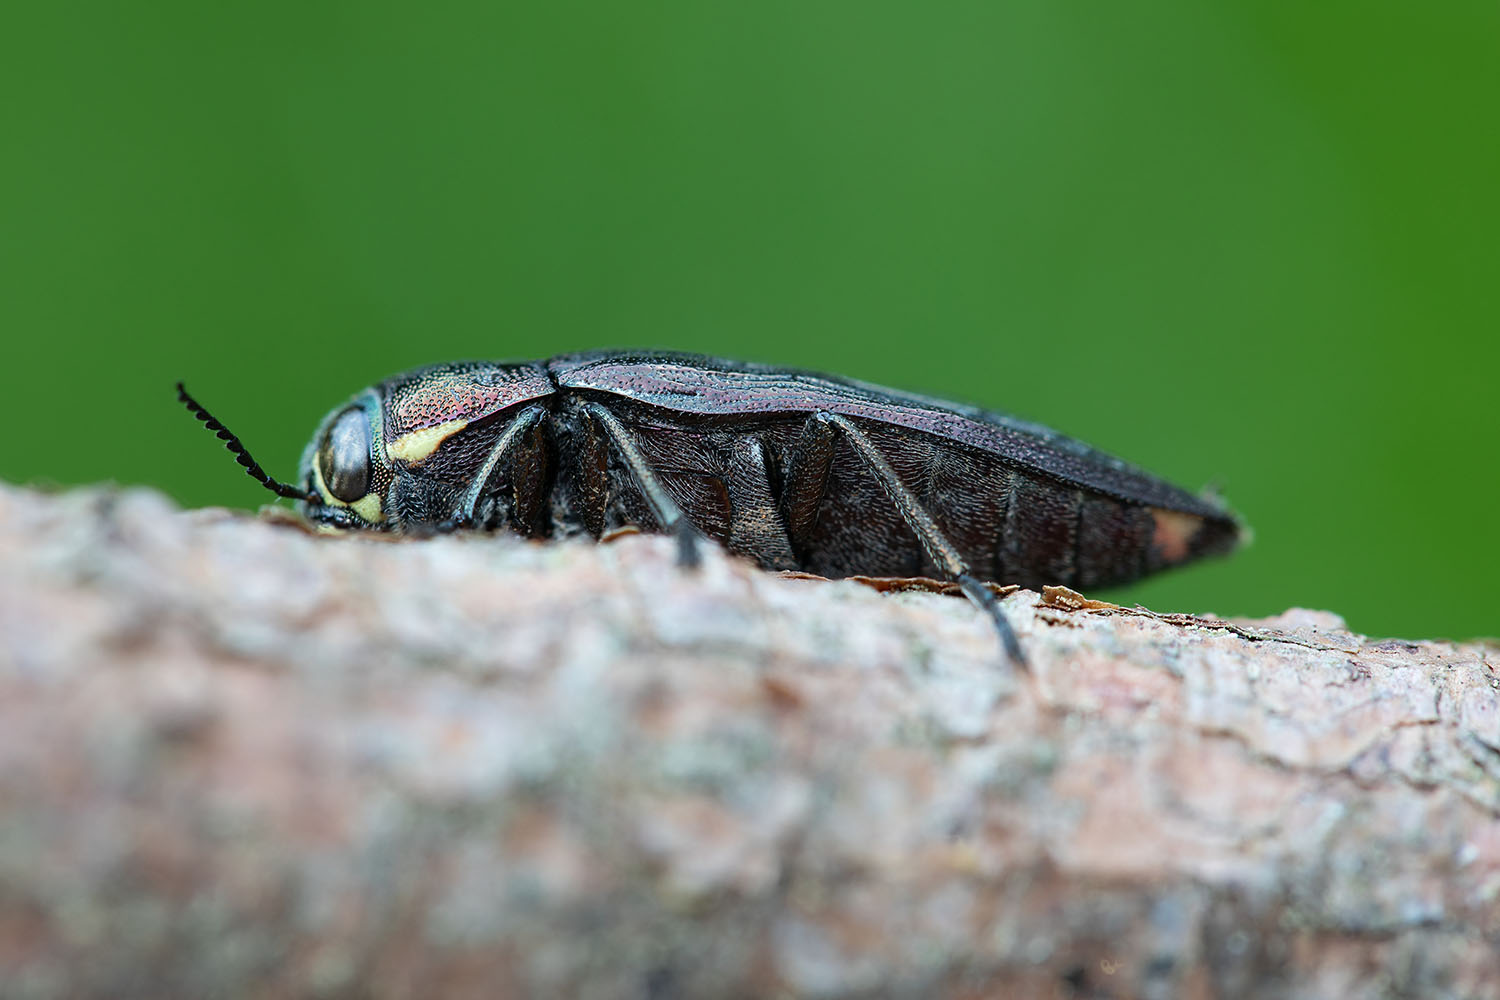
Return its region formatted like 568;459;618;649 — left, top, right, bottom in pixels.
179;351;1243;663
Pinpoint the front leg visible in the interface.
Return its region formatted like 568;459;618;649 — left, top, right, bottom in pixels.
444;405;549;532
780;411;1027;667
581;402;702;568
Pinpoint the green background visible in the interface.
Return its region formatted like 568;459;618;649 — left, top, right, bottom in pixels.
3;2;1495;640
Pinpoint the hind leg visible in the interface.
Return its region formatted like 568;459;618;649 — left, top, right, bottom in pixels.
780;411;1026;667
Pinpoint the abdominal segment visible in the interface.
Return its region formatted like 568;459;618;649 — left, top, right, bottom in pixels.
1000;471;1237;591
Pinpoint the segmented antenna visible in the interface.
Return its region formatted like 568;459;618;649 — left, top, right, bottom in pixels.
176;382;317;502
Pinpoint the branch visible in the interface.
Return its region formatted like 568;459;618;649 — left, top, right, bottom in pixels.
0;483;1496;998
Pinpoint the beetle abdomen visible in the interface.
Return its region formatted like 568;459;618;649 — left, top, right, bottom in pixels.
739;408;1235;590
1002;472;1238;590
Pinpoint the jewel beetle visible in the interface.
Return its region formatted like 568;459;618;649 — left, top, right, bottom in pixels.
178;351;1243;665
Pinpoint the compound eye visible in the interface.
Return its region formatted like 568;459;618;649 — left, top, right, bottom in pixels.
319;408;371;503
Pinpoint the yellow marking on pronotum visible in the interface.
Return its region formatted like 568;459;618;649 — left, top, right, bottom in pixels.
387;418;470;464
311;457;386;524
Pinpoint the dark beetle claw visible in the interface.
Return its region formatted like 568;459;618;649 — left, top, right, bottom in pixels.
957;574;1028;670
674;521;703;570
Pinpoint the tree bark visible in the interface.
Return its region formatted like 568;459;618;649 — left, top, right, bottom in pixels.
0;482;1496;999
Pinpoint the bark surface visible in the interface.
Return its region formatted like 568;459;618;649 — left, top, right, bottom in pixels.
1;482;1497;999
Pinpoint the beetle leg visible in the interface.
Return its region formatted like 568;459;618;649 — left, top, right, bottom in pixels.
506;409;552;537
810;412;1027;667
572;407;610;539
779;411;838;552
727;436;798;570
451;405;549;530
581;403;702;568
954;573;1026;667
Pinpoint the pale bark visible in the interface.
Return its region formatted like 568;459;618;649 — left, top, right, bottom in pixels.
0;483;1496;999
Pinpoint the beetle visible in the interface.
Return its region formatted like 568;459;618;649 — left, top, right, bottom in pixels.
178;351;1242;665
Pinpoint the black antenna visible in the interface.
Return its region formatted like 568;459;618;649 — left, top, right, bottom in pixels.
176;382;317;502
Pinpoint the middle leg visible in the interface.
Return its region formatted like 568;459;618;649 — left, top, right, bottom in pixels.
581;402;702;568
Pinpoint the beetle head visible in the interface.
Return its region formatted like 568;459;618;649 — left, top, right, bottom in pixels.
298;390;395;530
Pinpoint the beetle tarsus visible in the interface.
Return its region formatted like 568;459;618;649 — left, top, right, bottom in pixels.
675;521;702;570
957;573;1028;670
431;514;472;535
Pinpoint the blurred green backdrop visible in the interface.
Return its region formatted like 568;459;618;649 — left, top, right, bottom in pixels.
2;2;1495;639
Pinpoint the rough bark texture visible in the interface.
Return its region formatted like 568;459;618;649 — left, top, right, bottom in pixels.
1;482;1497;999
